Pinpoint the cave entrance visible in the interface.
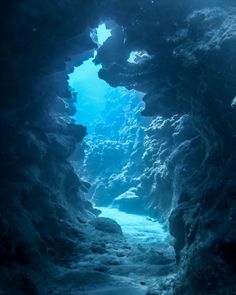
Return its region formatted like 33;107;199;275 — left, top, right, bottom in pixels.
68;23;148;213
67;23;175;281
67;24;171;241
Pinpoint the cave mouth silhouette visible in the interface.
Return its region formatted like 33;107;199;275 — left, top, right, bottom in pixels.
67;23;172;241
66;27;176;289
68;24;112;133
68;23;148;212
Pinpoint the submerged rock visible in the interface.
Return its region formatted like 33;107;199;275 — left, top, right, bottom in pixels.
112;188;145;215
91;217;123;235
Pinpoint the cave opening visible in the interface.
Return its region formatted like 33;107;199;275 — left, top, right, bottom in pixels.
67;24;171;241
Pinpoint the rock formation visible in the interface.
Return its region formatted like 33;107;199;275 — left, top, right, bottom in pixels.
1;0;236;294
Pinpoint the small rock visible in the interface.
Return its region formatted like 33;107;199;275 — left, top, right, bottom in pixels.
91;217;122;235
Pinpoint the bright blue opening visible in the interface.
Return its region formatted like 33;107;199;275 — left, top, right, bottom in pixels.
68;24;112;130
68;24;141;132
95;24;112;46
68;56;109;130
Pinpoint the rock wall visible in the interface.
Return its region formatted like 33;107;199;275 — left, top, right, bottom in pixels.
94;1;236;293
0;1;100;293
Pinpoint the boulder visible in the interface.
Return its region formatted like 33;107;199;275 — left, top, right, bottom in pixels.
112;188;144;215
91;217;122;235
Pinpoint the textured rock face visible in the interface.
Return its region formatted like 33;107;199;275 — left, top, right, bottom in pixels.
74;88;149;208
1;0;236;294
73;88;201;222
0;1;100;293
94;1;236;294
140;114;203;221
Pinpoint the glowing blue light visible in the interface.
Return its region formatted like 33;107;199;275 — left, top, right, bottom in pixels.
68;57;110;129
231;97;236;108
97;207;168;241
68;23;113;130
127;51;138;64
68;24;143;132
95;24;112;46
127;50;151;64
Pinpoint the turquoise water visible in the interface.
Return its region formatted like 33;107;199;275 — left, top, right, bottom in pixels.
97;207;168;242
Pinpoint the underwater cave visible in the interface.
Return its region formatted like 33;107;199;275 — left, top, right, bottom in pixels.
1;1;236;295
